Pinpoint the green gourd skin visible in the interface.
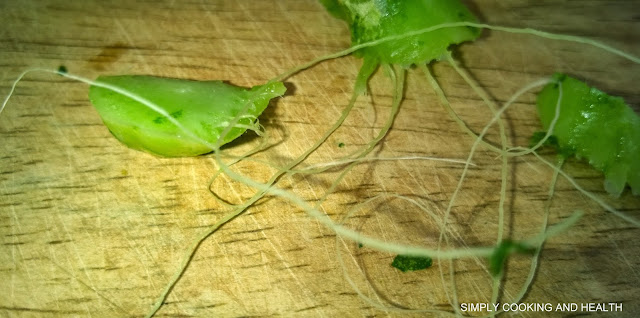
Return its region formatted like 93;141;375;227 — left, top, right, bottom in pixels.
537;73;640;197
319;0;481;65
88;76;286;157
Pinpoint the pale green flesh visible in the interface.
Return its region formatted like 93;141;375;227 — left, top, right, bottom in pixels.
88;76;285;157
537;73;640;196
320;0;481;65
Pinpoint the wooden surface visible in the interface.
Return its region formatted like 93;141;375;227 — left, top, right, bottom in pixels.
1;1;639;317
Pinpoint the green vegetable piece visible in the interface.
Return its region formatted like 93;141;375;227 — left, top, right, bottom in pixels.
391;254;432;272
88;76;285;157
537;73;640;196
319;0;481;65
489;240;533;277
530;131;557;149
529;131;574;158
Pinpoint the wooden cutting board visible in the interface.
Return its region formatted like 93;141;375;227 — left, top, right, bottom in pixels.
1;1;639;317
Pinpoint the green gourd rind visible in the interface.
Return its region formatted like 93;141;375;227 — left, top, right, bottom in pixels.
88;76;285;157
319;0;481;65
537;73;640;197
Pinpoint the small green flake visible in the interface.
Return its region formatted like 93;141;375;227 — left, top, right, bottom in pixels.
489;240;534;277
391;255;432;272
338;142;345;148
358;243;363;248
57;65;68;74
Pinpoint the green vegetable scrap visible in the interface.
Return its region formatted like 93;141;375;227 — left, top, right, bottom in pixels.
536;73;640;196
319;0;481;65
391;254;433;272
88;76;285;157
489;240;533;277
530;132;559;151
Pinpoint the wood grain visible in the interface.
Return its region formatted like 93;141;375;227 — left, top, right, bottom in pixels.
1;0;639;317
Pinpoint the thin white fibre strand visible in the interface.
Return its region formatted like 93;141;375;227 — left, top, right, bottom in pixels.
300;155;476;171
